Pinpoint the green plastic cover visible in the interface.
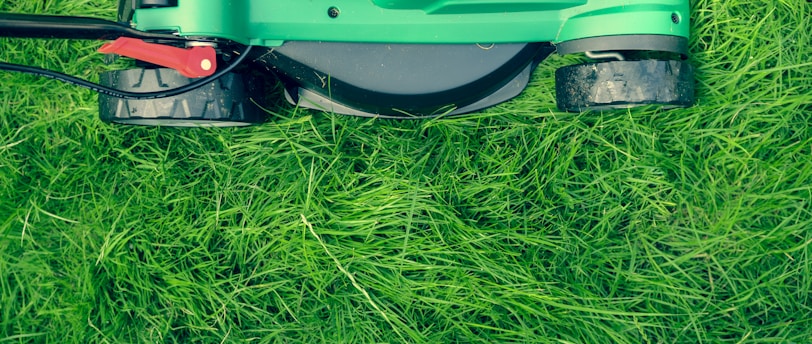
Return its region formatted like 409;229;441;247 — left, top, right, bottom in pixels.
133;0;689;46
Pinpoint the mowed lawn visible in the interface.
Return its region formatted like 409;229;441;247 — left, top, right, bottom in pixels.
1;0;811;342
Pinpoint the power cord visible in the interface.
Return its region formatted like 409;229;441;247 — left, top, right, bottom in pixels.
0;45;253;100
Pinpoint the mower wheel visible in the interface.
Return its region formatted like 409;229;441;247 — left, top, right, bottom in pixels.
99;68;267;127
555;59;694;112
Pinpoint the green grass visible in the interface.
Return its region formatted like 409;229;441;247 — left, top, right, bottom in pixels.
1;0;811;342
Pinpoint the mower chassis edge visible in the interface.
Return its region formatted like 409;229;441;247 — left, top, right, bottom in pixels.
555;35;689;56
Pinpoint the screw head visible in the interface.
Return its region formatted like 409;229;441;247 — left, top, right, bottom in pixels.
200;59;213;71
328;7;340;18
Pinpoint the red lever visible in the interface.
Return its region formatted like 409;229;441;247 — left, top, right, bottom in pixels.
98;37;217;78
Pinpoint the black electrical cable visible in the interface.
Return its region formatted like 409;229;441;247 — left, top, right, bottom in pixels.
0;45;253;100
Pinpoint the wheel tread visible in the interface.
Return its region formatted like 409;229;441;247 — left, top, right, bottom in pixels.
99;68;266;126
555;59;694;112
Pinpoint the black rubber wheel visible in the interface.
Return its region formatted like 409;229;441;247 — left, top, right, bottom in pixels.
555;59;694;112
99;68;267;127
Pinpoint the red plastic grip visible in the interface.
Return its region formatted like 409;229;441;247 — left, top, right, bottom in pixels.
98;37;217;78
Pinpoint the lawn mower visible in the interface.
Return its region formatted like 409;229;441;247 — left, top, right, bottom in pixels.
0;0;694;126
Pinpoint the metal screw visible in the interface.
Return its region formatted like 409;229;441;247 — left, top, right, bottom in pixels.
201;59;212;71
671;13;680;24
328;7;340;18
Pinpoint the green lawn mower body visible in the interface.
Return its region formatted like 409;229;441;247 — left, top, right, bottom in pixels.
0;0;694;126
130;0;689;46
